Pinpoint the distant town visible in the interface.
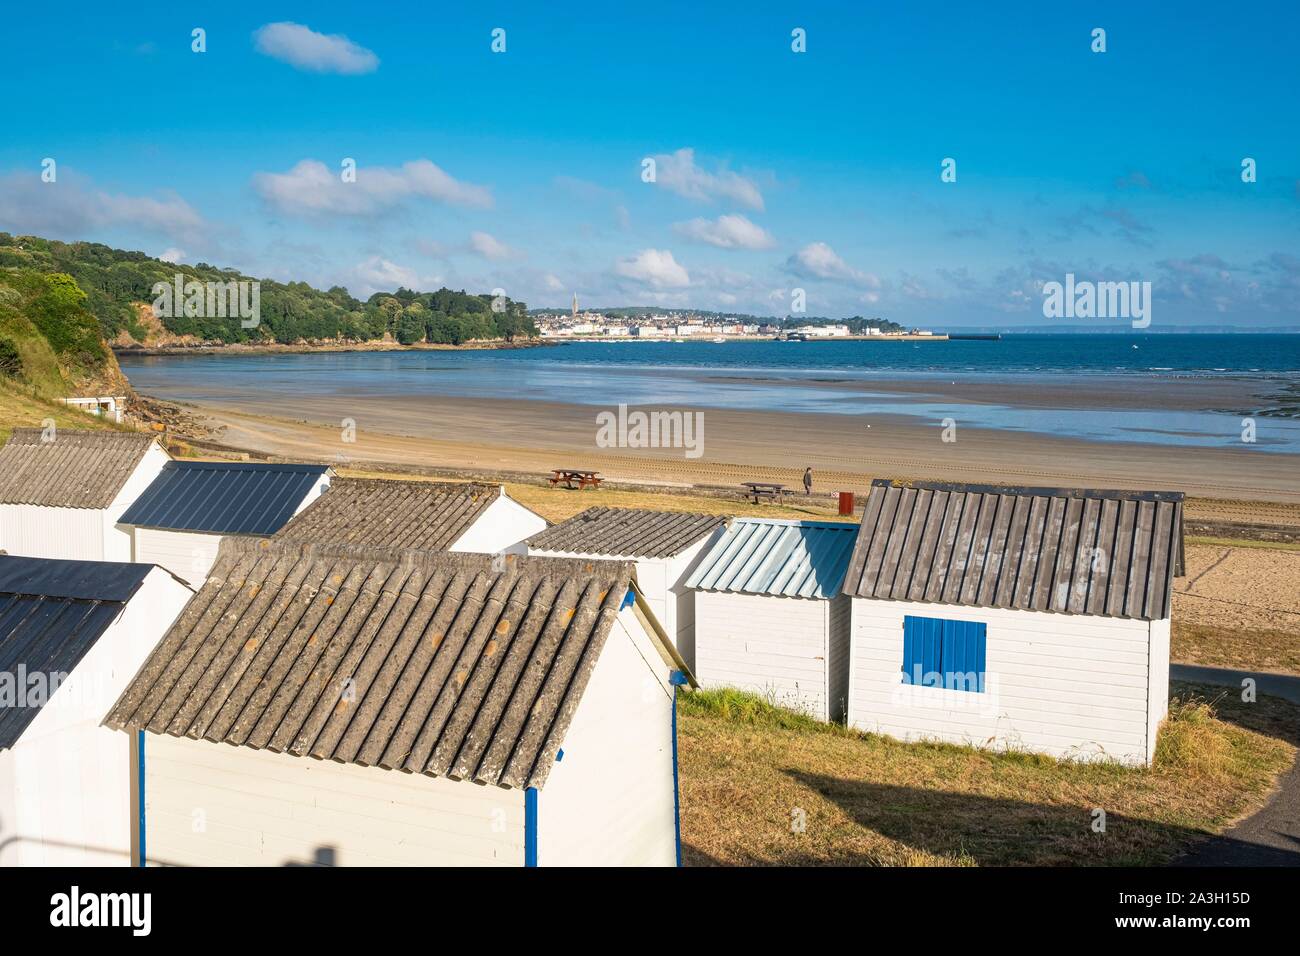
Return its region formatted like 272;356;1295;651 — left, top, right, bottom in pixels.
530;296;939;341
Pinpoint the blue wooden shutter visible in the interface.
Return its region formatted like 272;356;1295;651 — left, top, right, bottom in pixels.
941;619;987;693
902;615;943;686
903;615;986;692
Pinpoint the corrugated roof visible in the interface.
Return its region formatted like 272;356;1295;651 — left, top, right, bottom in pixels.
0;428;158;509
0;555;154;750
0;554;155;602
686;518;857;599
119;461;330;534
841;479;1186;621
104;537;642;791
527;507;725;559
275;478;502;550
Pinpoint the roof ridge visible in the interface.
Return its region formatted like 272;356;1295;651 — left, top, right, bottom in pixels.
166;460;330;473
730;516;857;528
872;477;1185;502
6;427;156;444
328;476;500;493
226;535;634;577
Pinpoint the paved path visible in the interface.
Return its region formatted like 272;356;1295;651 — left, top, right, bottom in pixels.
1172;663;1300;705
1172;663;1300;866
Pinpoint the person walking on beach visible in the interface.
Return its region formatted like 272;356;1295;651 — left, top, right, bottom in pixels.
803;467;813;496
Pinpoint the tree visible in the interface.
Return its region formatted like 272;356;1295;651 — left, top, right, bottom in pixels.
0;338;22;378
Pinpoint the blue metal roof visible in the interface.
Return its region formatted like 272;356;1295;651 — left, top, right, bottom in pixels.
119;461;329;534
0;554;152;602
685;518;858;599
0;554;155;749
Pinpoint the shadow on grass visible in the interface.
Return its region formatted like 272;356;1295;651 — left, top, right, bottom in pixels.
686;771;1300;867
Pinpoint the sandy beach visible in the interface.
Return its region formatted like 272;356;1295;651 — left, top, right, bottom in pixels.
161;389;1300;517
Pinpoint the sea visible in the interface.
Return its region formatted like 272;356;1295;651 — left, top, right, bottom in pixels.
118;333;1300;453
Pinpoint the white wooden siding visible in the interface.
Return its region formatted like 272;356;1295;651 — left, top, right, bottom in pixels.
826;594;852;722
0;503;107;560
142;738;526;867
131;527;224;587
107;444;172;561
848;598;1160;765
0;568;192;866
694;591;833;720
538;610;676;866
448;494;547;555
1146;618;1170;764
0;441;168;562
662;533;718;671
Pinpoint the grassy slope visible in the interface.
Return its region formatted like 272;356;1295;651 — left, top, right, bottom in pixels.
0;306;67;396
678;685;1297;866
0;379;126;443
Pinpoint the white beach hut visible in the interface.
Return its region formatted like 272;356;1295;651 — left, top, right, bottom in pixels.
0;428;169;562
841;479;1182;766
104;539;695;867
274;477;547;555
686;518;858;721
119;460;332;586
525;508;726;668
0;554;192;866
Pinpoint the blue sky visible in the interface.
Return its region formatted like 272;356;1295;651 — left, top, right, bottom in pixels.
1;2;1297;326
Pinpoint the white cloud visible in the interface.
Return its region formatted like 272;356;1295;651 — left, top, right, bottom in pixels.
158;248;186;263
650;148;764;211
614;249;691;288
468;231;516;261
674;214;775;250
411;238;447;258
348;256;442;297
253;159;492;217
787;242;880;287
0;169;207;245
253;22;379;74
543;273;565;292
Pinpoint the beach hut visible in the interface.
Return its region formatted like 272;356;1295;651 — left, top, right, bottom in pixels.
119;460;332;585
685;518;858;721
841;479;1183;766
104;538;694;867
0;554;192;866
274;477;547;555
525;508;726;668
0;428;170;562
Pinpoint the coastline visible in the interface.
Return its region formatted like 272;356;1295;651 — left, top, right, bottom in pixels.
110;338;550;357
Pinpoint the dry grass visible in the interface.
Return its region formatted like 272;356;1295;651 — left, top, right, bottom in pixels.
1188;536;1300;553
1172;622;1300;674
677;683;1296;867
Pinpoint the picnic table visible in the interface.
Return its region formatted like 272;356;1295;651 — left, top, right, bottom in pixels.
550;469;603;490
741;481;786;504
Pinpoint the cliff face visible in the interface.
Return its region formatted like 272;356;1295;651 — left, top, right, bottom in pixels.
70;344;133;397
110;301;204;349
